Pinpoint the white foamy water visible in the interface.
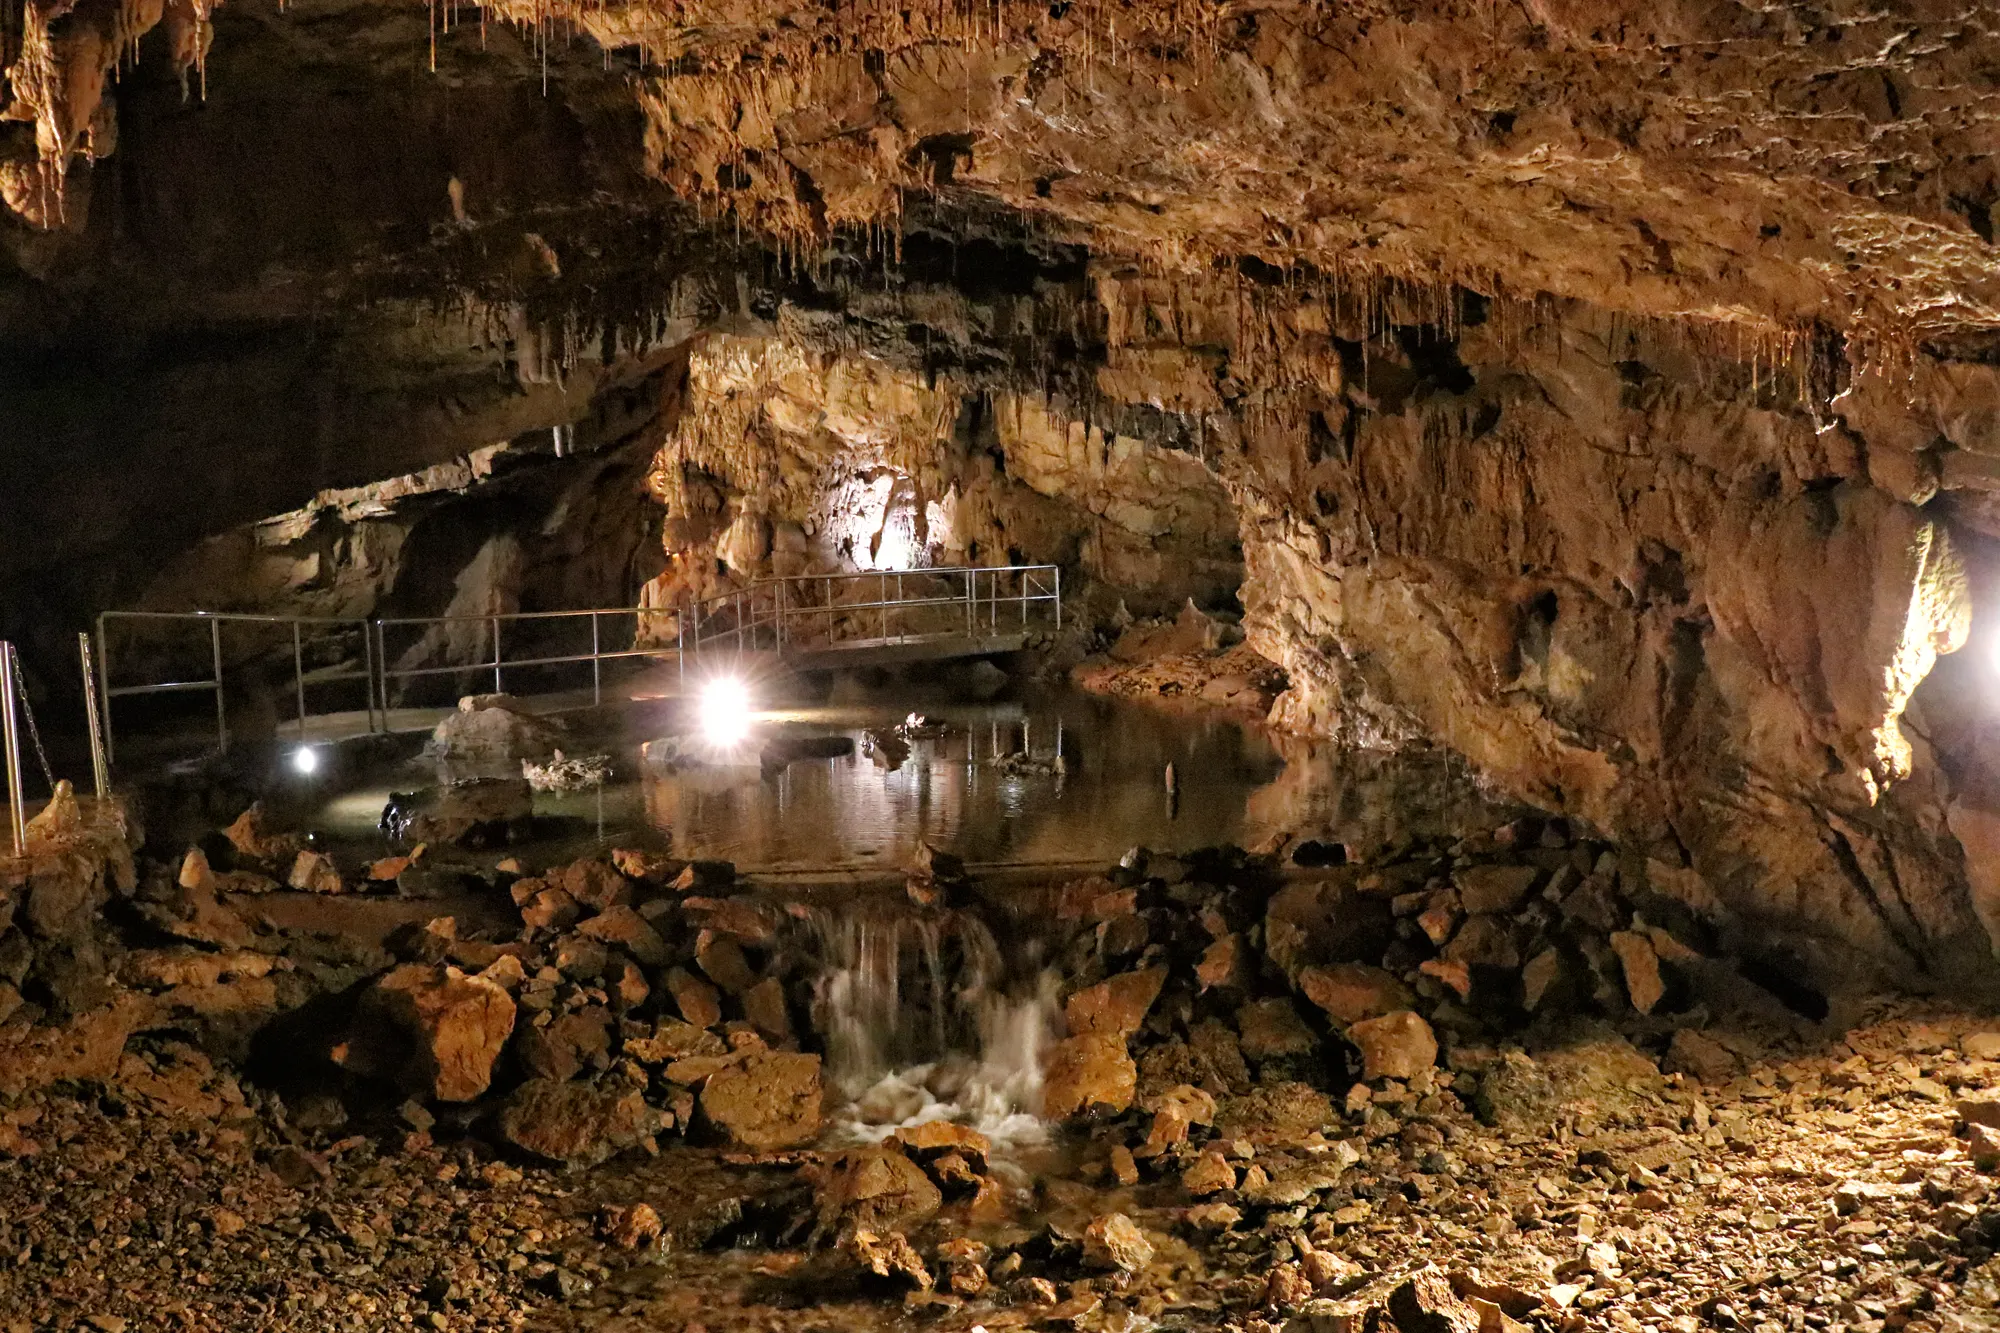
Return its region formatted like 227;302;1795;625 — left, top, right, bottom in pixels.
808;905;1061;1153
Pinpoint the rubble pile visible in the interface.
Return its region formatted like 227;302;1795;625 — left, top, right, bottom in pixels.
4;796;2000;1331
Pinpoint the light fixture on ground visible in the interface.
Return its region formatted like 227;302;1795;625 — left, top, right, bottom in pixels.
291;746;321;776
700;675;755;746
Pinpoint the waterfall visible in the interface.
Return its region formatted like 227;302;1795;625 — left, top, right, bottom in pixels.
805;901;1061;1150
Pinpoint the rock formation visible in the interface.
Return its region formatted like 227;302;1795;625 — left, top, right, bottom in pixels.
5;0;2000;986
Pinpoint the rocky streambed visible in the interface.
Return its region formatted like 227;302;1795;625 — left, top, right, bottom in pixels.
3;788;2000;1332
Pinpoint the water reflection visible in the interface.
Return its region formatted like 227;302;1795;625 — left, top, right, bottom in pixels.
639;691;1284;870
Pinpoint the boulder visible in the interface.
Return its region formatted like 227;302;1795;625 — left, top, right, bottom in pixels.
222;803;307;867
1043;1033;1137;1119
696;930;757;994
1065;967;1166;1036
516;1005;614;1083
1137;1083;1217;1157
1440;916;1520;969
1264;880;1392;978
554;858;631;912
430;695;562;772
1473;1036;1664;1132
666;968;724;1028
599;1203;662;1249
381;779;533;846
576;905;668;966
1387;1266;1484;1333
1082;1213;1154;1272
1667;1028;1740;1083
1235;998;1319;1060
624;1019;728;1065
520;888;581;932
813;1144;943;1238
1346;1011;1438;1081
1521;948;1563;1010
841;1229;932;1290
498;1078;663;1166
1454;865;1540;915
358;964;516;1102
1182;1150;1236;1195
22;850;107;942
1214;1081;1335;1146
611;847;679;884
1299;964;1412;1024
287;850;345;895
1196;934;1248;992
700;1050;823;1149
743;976;793;1043
1609;930;1665;1014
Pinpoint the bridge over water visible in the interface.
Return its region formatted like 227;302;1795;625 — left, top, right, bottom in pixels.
94;564;1062;765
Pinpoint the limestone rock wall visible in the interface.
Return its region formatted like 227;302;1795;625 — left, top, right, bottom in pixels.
639;331;1242;615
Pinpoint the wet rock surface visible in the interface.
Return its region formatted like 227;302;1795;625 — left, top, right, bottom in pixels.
5;799;2000;1333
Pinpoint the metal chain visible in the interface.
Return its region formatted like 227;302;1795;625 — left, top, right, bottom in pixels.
10;651;56;792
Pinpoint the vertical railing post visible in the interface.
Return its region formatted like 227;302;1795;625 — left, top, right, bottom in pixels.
492;615;503;695
210;616;229;755
368;621;385;734
292;621;308;740
591;612;602;705
1;642;26;856
79;633;108;800
95;615;115;768
1055;566;1063;631
965;570;975;639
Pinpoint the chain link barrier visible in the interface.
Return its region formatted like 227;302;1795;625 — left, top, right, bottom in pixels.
10;650;57;792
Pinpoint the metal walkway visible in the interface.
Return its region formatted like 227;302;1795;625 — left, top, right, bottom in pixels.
94;564;1061;765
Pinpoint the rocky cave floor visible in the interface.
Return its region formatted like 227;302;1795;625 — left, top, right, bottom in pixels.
4;786;2000;1333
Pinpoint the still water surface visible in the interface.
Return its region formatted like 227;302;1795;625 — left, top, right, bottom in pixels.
544;689;1286;870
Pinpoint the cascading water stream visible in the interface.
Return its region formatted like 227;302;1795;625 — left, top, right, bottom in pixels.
804;901;1062;1152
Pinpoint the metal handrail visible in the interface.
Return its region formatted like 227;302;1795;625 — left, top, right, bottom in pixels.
93;563;1062;771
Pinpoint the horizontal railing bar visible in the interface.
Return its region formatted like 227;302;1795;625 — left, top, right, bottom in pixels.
101;611;370;626
373;608;670;626
378;646;681;680
106;679;220;698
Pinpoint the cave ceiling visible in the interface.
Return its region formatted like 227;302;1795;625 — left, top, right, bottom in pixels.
3;0;2000;366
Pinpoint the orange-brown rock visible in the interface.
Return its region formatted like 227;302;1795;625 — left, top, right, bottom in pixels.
666;967;724;1029
286;850;344;895
359;964;516;1102
1082;1213;1153;1272
1609;931;1666;1015
554;858;631;912
1065;967;1165;1037
1346;1010;1439;1083
1235;998;1319;1061
699;1050;823;1150
1137;1083;1217;1158
516;1005;614;1083
576;905;669;966
1298;964;1413;1025
695;930;757;995
813;1144;942;1238
1454;865;1540;916
1042;1033;1137;1120
498;1078;664;1166
1196;934;1248;992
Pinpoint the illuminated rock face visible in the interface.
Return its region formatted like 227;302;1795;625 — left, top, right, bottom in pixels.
6;0;2000;982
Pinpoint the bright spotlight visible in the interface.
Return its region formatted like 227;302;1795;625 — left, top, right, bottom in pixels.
291;746;321;776
700;676;754;746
